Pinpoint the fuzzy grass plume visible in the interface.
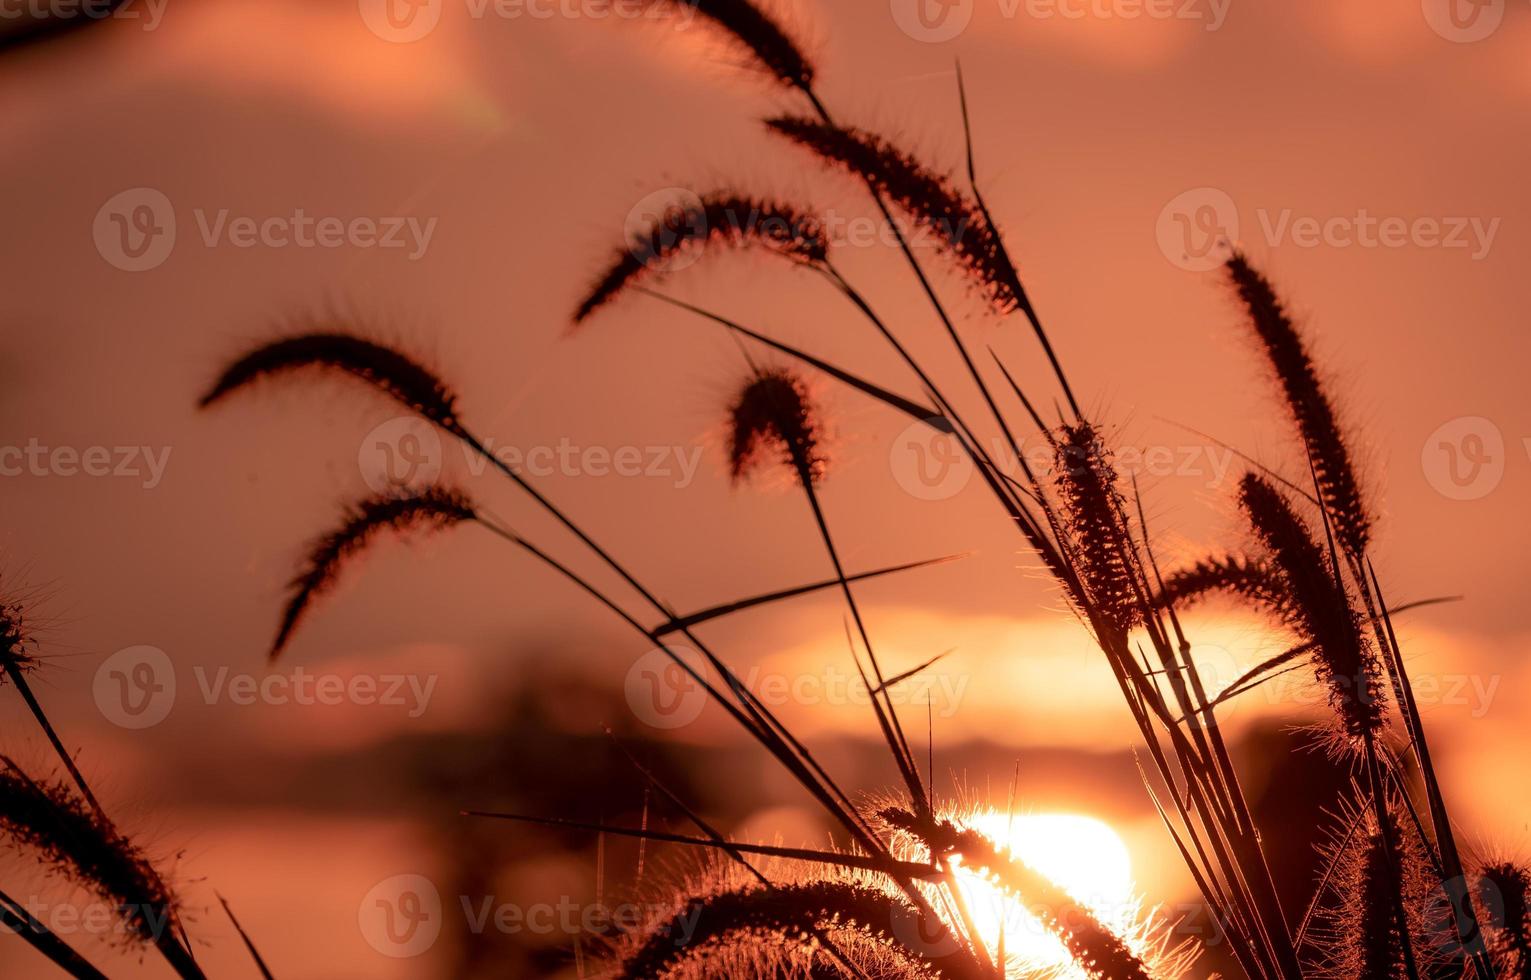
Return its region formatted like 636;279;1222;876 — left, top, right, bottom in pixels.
618;880;963;980
0;763;180;949
765;117;1022;315
0;592;38;677
623;0;815;88
1157;554;1285;612
199;330;462;434
728;367;826;486
1237;473;1386;740
1479;862;1531;979
574;193;828;323
1307;800;1450;980
1053;422;1143;636
1226;252;1370;556
273;487;476;660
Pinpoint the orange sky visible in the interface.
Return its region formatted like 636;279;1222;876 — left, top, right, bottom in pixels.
1;0;1529;976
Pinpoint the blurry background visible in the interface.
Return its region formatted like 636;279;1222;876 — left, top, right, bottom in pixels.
0;0;1527;975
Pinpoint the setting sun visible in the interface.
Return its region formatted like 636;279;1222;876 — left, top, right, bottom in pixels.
954;811;1145;975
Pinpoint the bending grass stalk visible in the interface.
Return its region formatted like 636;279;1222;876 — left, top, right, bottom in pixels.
1362;561;1496;978
883;809;1155;980
602;734;881;980
199;333;890;856
953;61;1080;418
217;893;276;980
726;368;929;819
0;886;109;980
463;513;965;940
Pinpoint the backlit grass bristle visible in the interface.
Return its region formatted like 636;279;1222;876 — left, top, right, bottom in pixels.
1237;474;1385;740
1310;799;1447;980
632;0;815;89
1054;422;1142;635
881;807;1158;980
0;763;179;948
273;487;476;660
1157;554;1284;611
728;367;826;486
574;193;828;323
1226;252;1371;556
1479;861;1531;979
764;116;1022;315
199;330;462;434
0;596;38;676
617;881;952;980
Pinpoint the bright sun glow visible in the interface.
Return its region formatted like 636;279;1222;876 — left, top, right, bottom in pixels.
952;811;1144;976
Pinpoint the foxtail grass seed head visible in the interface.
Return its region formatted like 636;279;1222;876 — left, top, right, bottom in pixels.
617;881;944;980
574;194;828;323
765;117;1022;315
273;487;476;660
623;0;815;88
1479;862;1531;978
1312;803;1449;980
728;368;826;486
1237;474;1385;740
1157;555;1285;611
1054;423;1141;635
200;331;463;434
0;766;179;948
0;596;38;676
1225;252;1371;556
